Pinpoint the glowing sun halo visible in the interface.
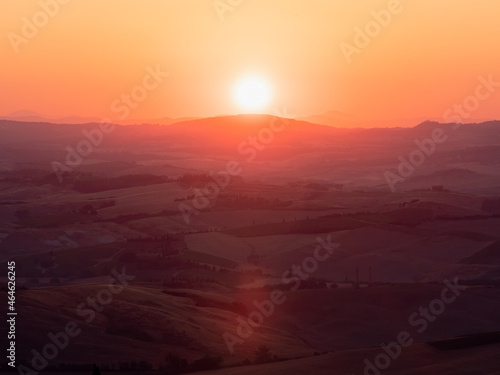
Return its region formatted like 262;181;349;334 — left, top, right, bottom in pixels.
233;76;272;112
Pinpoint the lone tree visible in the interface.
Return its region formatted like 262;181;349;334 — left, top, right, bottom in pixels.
165;352;189;373
191;354;223;371
254;345;273;364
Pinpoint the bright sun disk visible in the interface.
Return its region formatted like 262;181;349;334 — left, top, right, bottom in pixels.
233;76;272;112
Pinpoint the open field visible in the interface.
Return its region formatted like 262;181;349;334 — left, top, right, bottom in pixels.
1;119;500;373
3;283;500;373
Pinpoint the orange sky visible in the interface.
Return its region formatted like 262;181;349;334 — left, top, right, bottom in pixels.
1;0;500;125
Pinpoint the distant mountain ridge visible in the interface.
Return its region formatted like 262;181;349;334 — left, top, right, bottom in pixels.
298;111;498;128
0;110;198;126
3;109;497;129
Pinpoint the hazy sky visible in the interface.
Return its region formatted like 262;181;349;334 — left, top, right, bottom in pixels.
1;0;500;125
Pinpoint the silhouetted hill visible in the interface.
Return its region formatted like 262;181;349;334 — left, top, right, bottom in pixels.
1;117;500;191
460;240;500;265
0;111;198;126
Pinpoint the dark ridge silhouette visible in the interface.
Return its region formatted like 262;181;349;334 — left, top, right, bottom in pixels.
460;240;500;265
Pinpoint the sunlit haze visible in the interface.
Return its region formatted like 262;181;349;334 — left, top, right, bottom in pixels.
3;2;500;374
1;0;500;126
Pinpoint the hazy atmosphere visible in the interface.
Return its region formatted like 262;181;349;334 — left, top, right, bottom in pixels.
1;1;500;375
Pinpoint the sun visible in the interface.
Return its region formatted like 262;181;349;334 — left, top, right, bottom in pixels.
233;75;272;112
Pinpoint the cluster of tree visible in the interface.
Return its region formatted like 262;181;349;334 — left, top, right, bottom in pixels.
254;345;277;364
169;275;219;285
217;193;293;209
0;362;108;373
125;234;177;242
287;181;342;190
233;278;328;292
177;173;215;186
96;200;116;209
15;202;109;225
72;174;172;193
0;348;287;373
105;212;152;224
0;200;26;205
104;209;177;225
247;253;265;265
162;280;202;289
115;360;153;372
225;216;362;237
162;278;240;290
0;169;47;182
79;204;97;215
161;347;278;373
152;266;272;289
399;199;420;207
162;352;223;373
122;257;196;271
435;214;491;221
232;346;281;367
174;194;195;202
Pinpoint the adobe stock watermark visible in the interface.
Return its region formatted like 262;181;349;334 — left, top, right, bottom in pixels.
223;234;341;354
51;64;169;183
340;0;412;64
8;0;72;54
213;0;244;21
178;107;293;224
362;278;467;375
16;268;135;375
384;74;499;192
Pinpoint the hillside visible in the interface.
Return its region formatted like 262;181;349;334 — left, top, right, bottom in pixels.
460;240;500;265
